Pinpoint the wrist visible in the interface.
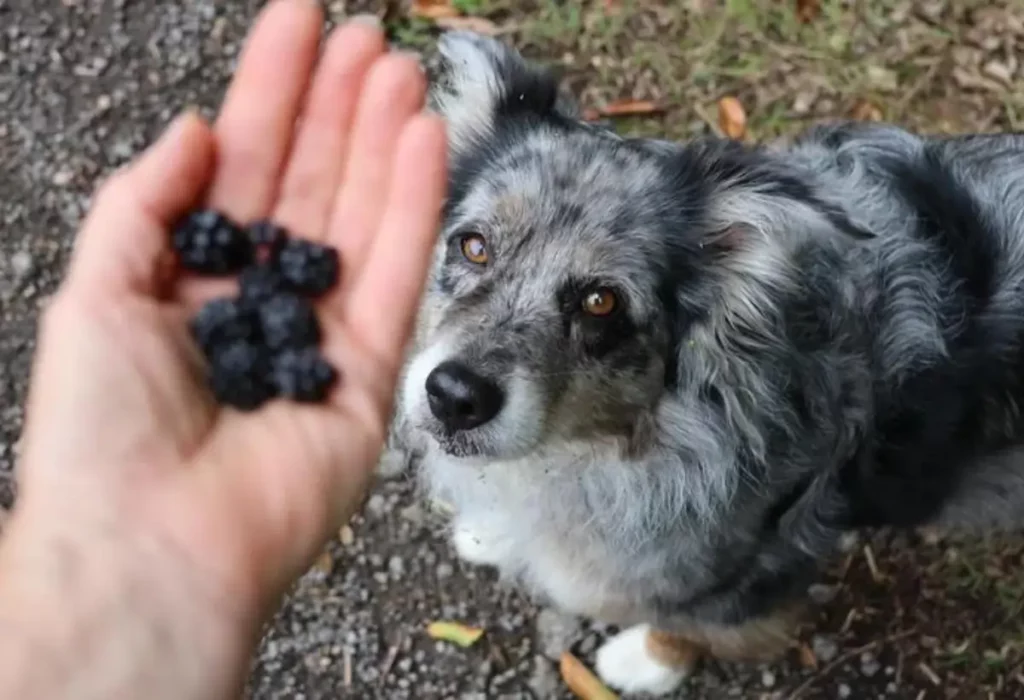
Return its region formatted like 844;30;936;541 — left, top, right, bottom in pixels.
0;501;256;700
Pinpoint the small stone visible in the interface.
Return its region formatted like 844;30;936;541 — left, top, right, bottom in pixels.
860;651;880;677
983;59;1014;85
812;634;839;663
436;562;454;579
577;633;599;656
52;168;74;186
339;525;355;545
527;656;560;699
365;493;386;517
10;251;34;280
838;683;852;698
761;669;776;688
388;555;405;578
535;608;581;661
313;550;333;575
808;583;839;605
376;449;408;480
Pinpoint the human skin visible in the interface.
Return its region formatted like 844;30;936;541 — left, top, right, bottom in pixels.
0;2;447;698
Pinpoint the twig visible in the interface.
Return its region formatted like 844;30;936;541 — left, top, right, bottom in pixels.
918;661;942;686
343;647;352;688
863;544;883;583
786;630;916;700
378;637;402;688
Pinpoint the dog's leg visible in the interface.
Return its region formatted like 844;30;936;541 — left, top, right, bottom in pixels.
594;624;700;696
450;514;515;567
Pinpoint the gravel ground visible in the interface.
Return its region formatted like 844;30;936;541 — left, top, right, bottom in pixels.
2;1;1024;698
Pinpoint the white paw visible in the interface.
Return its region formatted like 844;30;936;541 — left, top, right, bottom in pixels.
451;519;511;567
595;624;690;697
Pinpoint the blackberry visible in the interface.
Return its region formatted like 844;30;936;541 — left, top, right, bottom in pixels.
258;293;321;351
172;209;253;275
271;348;338;402
189;297;260;356
239;263;287;308
276;239;340;297
247;219;289;258
207;340;277;411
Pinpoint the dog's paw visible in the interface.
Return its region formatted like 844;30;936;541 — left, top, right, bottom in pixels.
451;518;512;567
595;624;690;697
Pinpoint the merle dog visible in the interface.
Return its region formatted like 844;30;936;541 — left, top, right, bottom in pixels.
383;31;1024;695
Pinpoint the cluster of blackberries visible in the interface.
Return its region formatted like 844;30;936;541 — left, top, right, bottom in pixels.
172;209;341;411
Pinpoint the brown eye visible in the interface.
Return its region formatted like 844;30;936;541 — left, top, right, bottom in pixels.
460;234;489;265
582;288;617;317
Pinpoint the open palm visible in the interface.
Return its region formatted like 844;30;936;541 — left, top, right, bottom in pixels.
15;0;445;625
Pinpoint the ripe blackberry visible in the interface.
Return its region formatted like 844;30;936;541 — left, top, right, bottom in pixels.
258;293;321;351
272;348;338;402
247;219;289;258
172;209;252;274
207;340;277;411
189;297;260;356
239;263;287;308
276;239;340;297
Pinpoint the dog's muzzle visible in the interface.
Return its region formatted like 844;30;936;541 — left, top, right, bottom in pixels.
425;359;505;432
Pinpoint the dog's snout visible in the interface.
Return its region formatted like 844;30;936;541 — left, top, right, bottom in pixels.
425;360;505;432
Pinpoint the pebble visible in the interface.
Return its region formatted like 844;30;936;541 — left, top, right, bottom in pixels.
10;251;34;281
577;632;599;656
808;583;839;605
535;608;581;661
527;659;561;700
761;669;776;688
388;555;405;578
860;651;881;678
838;683;852;698
812;634;840;663
365;493;386;517
436;562;454;579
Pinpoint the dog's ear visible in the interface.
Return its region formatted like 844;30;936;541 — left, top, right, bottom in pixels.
428;31;573;156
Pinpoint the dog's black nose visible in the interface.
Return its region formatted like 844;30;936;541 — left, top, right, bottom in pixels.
425;360;504;432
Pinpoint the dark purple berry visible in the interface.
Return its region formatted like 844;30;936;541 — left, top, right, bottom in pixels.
272;348;338;402
189;297;260;356
172;209;252;275
239;263;287;308
247;219;289;257
276;239;340;297
258;293;321;351
207;340;277;411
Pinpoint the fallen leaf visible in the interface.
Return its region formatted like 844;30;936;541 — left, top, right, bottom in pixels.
850;98;883;121
560;651;619;700
410;0;460;20
426;621;485;648
796;0;821;23
433;15;499;35
592;99;663;118
717;96;747;140
798;643;819;669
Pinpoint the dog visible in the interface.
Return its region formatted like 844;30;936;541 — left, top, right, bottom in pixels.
382;31;1024;696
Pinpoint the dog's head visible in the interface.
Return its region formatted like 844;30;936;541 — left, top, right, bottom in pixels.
400;32;864;463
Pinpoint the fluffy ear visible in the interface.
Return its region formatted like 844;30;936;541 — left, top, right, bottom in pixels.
427;31;575;155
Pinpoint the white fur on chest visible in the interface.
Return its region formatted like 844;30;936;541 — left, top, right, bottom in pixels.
419;447;632;620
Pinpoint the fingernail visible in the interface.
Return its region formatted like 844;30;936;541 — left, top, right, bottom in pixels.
348;13;382;28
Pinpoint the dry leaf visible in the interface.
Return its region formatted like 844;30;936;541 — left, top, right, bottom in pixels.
717;96;747;140
410;0;460;20
433;15;499;35
559;652;619;700
594;99;663;118
850;98;883;122
796;0;821;23
798;643;819;669
426;621;485;648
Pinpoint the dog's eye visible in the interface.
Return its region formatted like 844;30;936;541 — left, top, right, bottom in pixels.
582;288;617;317
460;234;489;265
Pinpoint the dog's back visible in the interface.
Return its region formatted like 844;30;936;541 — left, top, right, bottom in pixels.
786;124;1024;532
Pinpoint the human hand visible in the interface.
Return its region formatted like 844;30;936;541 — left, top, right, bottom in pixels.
0;2;445;698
